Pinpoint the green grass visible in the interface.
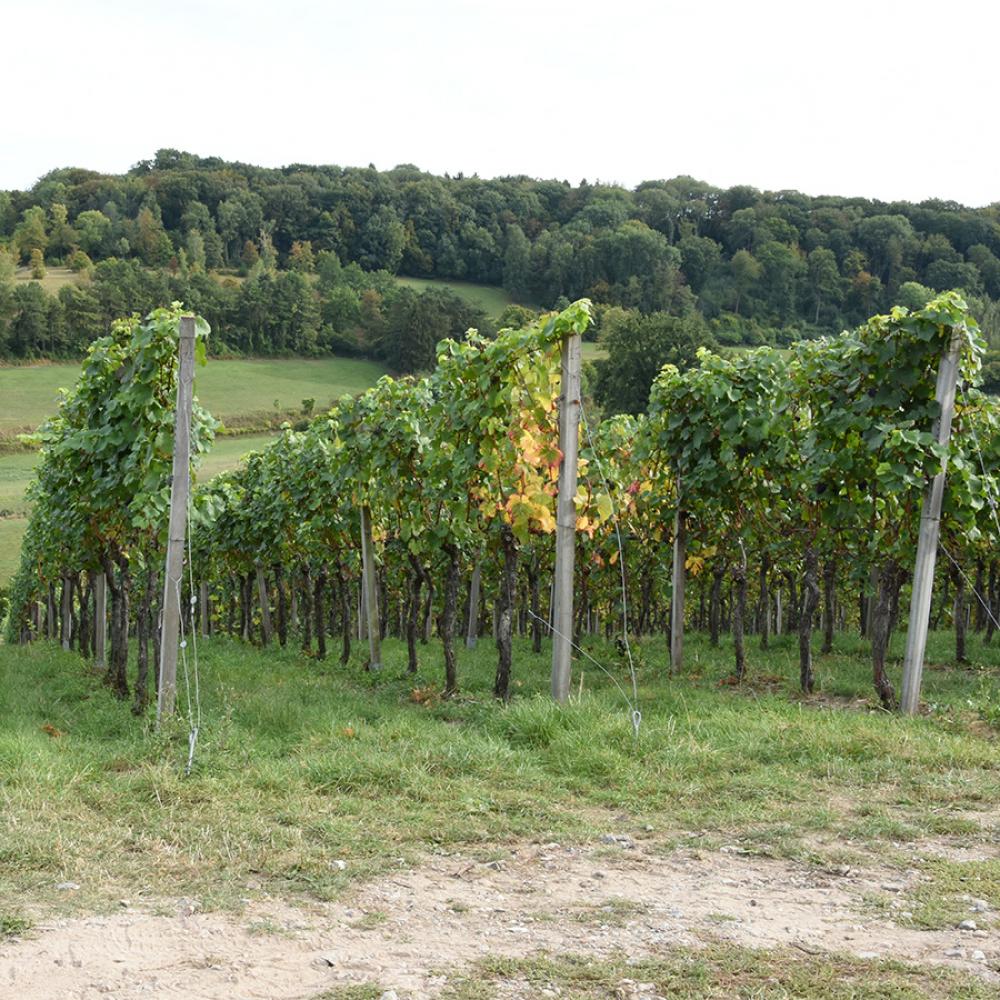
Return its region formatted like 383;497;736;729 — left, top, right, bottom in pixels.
0;434;278;587
0;911;32;939
0;354;385;585
0;450;37;517
395;276;517;317
13;266;80;294
581;340;607;361
193;357;385;427
0;357;386;439
0;627;996;920
437;947;996;999
0;520;26;586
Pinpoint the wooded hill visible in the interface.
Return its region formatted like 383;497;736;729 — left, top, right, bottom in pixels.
1;149;999;361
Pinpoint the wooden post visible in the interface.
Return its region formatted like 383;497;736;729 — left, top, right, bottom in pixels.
94;573;107;667
465;561;482;648
156;315;197;724
670;506;686;673
900;330;962;715
551;330;582;703
360;505;382;670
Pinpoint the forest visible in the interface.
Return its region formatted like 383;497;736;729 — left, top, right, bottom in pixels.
2;149;1000;379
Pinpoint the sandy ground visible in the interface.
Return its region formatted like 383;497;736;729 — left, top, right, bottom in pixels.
2;839;997;999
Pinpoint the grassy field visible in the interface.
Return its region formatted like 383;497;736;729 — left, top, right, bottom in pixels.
0;434;279;587
0;627;996;923
0;353;385;586
12;266;79;294
0;356;386;438
395;276;517;318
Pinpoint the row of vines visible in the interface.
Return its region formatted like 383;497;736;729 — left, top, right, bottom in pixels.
5;292;998;714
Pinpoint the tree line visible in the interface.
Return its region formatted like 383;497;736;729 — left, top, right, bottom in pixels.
2;148;1000;357
0;250;496;371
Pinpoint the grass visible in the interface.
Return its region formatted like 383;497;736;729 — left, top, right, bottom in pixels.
0;356;386;439
395;276;517;318
0;520;27;587
0;354;385;585
0;911;32;939
0;626;997;921
436;947;997;999
0;434;278;587
13;266;79;294
0;450;37;517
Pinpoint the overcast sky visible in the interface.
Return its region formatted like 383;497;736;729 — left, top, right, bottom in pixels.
4;0;998;205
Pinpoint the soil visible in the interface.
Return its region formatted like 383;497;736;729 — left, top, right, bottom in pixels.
2;838;997;999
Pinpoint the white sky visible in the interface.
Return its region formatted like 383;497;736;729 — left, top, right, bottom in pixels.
4;0;998;206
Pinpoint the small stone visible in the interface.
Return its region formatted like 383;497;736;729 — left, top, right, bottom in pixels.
379;991;399;1000
958;919;977;931
330;859;347;871
881;882;905;892
118;899;129;908
857;951;880;960
971;949;986;962
55;882;80;891
600;833;635;849
176;898;199;916
943;948;964;958
643;824;654;832
594;871;607;879
486;860;503;871
749;899;758;907
970;899;990;913
313;954;337;968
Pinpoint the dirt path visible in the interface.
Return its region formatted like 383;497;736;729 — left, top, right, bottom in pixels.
2;840;997;999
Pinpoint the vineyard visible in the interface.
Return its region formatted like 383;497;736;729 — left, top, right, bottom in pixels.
4;291;997;720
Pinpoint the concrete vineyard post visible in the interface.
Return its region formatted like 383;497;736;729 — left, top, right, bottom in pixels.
466;560;481;648
551;330;582;703
900;330;962;715
156;316;197;724
199;581;209;637
670;505;686;673
255;564;272;645
94;573;107;667
360;504;382;670
60;574;72;651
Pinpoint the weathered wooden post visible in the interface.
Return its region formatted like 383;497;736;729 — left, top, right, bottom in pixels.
900;328;962;715
360;504;383;670
157;315;197;724
551;329;582;703
94;572;107;667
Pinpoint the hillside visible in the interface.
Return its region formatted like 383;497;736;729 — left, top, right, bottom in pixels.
2;151;999;366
